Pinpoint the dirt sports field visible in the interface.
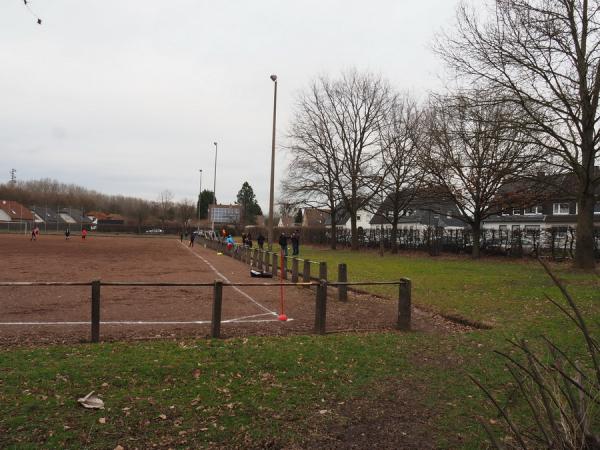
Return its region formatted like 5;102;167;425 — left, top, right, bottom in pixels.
0;233;465;345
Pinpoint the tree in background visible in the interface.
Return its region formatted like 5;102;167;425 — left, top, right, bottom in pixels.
373;94;425;254
437;0;600;268
423;94;539;258
236;182;262;225
284;70;394;250
176;199;196;230
124;198;153;234
198;190;215;220
157;190;174;229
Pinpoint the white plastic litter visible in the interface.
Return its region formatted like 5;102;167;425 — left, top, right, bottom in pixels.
77;391;105;409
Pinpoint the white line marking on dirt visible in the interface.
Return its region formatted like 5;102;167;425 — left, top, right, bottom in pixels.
0;318;292;325
180;241;280;317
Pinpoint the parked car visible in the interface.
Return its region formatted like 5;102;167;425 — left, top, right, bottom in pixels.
145;228;164;234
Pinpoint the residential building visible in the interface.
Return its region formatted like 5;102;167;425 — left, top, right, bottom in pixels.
482;172;600;235
301;208;330;228
370;196;465;231
0;200;34;222
327;208;374;231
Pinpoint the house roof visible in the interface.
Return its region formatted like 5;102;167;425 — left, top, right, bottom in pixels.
0;200;34;221
279;215;294;227
369;191;465;228
31;206;64;223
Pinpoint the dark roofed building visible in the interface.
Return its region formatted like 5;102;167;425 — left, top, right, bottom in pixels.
369;193;466;231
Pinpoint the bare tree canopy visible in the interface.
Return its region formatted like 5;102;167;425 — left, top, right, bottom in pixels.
373;94;425;254
284;69;394;250
437;0;600;268
424;93;539;257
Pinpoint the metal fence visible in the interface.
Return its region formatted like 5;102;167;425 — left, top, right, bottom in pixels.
243;226;600;259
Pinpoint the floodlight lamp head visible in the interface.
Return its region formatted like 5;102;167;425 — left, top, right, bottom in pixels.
213;142;217;146
270;74;277;82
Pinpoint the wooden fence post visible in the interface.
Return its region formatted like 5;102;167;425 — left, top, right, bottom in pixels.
282;255;288;280
303;260;311;286
212;280;223;338
397;278;412;331
291;257;299;283
272;253;278;278
91;280;101;343
319;261;327;282
314;279;328;334
338;263;347;301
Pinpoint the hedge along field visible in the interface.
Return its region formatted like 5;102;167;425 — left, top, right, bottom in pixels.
1;243;598;448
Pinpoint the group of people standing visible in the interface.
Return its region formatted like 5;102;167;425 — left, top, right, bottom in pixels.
278;230;300;256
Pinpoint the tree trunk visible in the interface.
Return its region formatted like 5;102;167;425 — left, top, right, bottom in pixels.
472;222;481;259
330;217;337;250
350;215;359;251
391;218;399;254
575;191;596;269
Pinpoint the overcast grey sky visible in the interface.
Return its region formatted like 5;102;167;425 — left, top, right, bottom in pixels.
1;0;460;211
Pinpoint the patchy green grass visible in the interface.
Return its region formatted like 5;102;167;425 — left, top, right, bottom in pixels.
292;245;599;329
0;334;419;449
2;245;599;448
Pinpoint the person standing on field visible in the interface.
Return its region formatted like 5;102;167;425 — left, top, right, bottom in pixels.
257;233;265;249
81;228;87;240
278;232;288;256
189;231;196;247
291;230;300;255
65;227;71;240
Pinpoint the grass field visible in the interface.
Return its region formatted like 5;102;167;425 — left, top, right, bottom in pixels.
1;240;599;448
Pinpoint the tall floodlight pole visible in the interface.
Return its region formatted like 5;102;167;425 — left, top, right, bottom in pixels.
268;74;278;250
197;169;203;219
212;142;218;232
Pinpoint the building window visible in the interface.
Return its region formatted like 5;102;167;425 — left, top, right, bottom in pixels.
512;208;521;215
356;215;361;221
524;205;542;215
595;202;600;214
553;203;570;215
525;225;540;236
512;225;521;232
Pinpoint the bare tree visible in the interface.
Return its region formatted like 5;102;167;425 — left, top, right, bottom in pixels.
284;70;394;250
282;78;343;249
424;94;539;258
176;199;196;231
371;94;425;254
157;190;174;229
437;0;600;268
124;198;152;234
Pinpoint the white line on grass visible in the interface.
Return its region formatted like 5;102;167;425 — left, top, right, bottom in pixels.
181;241;279;317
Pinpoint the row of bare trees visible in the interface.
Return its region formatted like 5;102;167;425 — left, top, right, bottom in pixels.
284;0;600;269
283;71;542;259
0;180;197;232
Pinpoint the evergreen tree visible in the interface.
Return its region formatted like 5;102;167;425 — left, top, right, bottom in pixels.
236;182;262;225
198;190;215;220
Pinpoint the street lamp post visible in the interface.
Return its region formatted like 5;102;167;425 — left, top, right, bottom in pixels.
197;169;203;220
212;142;218;232
268;74;278;250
